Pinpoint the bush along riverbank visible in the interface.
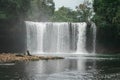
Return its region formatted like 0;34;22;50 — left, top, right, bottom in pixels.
0;53;64;63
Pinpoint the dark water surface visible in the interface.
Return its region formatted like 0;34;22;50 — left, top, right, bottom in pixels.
0;54;120;80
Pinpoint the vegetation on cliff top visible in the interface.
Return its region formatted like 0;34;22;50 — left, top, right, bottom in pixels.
0;0;120;53
93;0;120;52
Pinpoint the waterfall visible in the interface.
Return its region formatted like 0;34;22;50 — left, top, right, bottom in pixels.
25;21;89;54
76;23;87;53
91;22;97;53
55;23;70;52
36;23;46;52
26;21;46;53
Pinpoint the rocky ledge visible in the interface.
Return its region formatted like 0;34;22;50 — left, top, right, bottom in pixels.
0;54;64;63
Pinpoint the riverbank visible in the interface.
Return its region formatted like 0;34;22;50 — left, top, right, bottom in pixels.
0;54;64;63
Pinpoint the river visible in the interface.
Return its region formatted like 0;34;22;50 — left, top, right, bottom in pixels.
0;54;120;80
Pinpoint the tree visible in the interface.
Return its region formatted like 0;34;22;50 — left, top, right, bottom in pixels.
93;0;120;36
50;6;78;22
93;0;120;50
93;0;120;24
0;0;30;20
76;0;94;24
27;0;55;21
0;0;31;53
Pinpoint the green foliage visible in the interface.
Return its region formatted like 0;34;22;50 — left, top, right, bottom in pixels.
76;0;93;23
93;0;120;45
50;6;78;22
0;0;30;20
93;0;120;24
27;0;55;21
0;0;55;21
50;0;94;23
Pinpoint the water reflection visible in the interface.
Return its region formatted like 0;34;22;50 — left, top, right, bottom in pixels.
24;59;87;74
0;57;120;80
23;58;95;80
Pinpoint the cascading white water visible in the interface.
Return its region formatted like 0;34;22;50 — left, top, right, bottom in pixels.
75;23;87;53
91;22;97;53
26;21;37;52
26;21;46;53
25;21;88;54
54;23;70;52
36;23;46;52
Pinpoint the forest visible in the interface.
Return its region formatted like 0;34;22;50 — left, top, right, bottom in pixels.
0;0;120;53
1;1;120;80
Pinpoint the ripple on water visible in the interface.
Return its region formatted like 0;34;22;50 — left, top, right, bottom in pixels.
0;63;15;66
46;70;120;80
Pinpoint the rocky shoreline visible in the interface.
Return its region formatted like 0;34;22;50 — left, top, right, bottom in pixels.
0;53;64;63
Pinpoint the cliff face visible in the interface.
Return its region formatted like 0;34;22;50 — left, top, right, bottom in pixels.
86;23;120;54
0;20;119;54
0;20;26;53
96;27;120;54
